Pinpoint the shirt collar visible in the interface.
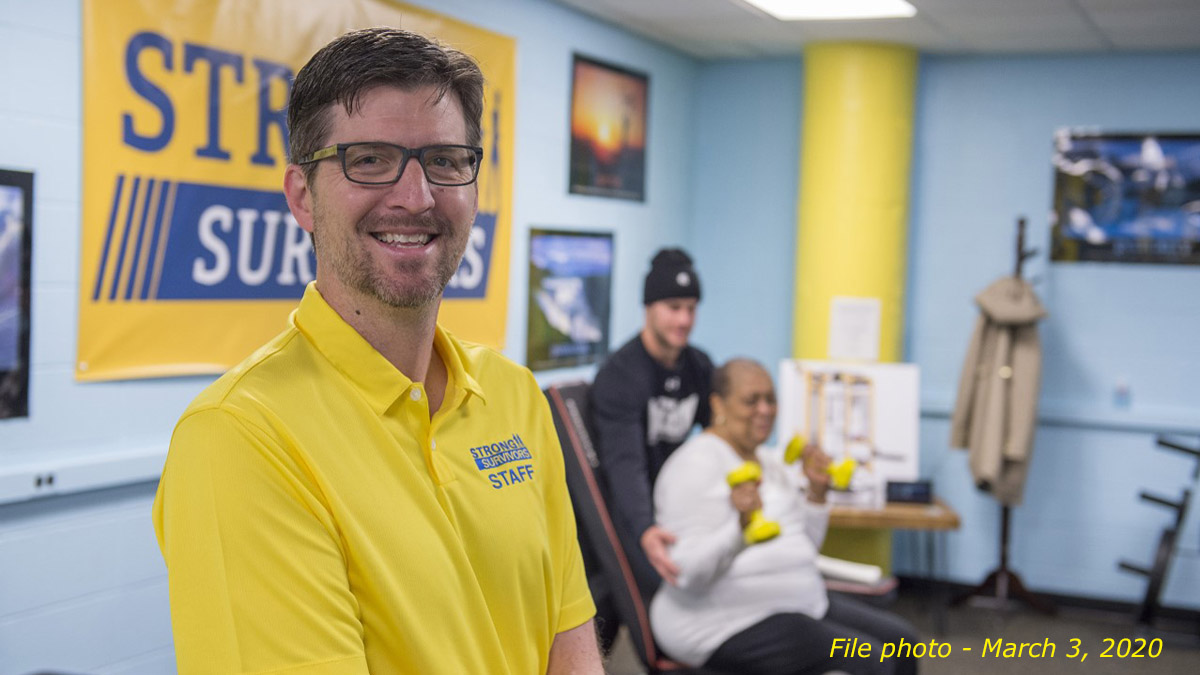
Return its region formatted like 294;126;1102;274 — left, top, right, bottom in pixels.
292;283;486;414
433;318;486;405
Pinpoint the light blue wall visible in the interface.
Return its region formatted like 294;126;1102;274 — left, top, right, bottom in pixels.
420;0;700;369
910;53;1200;424
688;52;1200;609
1;2;184;669
908;52;1200;609
0;0;206;482
687;58;803;369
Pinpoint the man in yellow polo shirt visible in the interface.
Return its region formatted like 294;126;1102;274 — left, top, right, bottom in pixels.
152;28;600;674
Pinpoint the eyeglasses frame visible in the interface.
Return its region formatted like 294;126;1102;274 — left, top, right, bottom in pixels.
296;142;484;187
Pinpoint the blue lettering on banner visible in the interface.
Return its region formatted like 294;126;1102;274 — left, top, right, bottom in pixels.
122;31;293;164
160;182;309;299
183;42;245;161
92;178;313;301
123;32;175;153
92;176;493;302
249;58;291;167
445;211;494;299
108;32;496;304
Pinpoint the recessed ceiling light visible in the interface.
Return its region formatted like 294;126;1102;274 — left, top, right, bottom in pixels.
742;0;918;21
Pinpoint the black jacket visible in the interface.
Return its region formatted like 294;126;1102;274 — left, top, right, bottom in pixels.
589;335;713;540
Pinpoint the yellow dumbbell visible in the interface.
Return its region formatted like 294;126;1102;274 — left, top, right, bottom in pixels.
784;435;857;491
726;462;781;545
784;434;807;464
827;457;857;490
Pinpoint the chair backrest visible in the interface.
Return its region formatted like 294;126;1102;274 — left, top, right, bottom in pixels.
545;381;689;672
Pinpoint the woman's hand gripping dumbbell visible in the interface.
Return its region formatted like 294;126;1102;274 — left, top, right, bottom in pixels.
727;462;781;544
784;435;851;502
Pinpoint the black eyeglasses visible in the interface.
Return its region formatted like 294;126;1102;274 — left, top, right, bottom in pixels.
297;142;483;186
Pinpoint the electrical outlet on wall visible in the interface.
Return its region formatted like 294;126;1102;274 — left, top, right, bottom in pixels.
1113;378;1131;409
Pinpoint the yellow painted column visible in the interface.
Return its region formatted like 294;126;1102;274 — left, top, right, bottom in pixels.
793;43;916;363
795;43;917;576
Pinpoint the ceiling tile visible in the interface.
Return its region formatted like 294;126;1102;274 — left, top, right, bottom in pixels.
929;9;1094;34
545;0;1200;58
1074;0;1200;10
560;0;756;22
1087;7;1200;32
912;0;1077;9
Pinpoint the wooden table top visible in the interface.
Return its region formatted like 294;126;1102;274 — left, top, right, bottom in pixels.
829;497;961;531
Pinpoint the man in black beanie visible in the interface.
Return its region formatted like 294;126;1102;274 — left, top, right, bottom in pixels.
588;247;714;649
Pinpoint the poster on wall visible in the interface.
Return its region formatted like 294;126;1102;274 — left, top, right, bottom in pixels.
78;0;515;381
568;55;648;201
526;229;612;371
776;360;919;508
0;169;32;419
1051;129;1200;265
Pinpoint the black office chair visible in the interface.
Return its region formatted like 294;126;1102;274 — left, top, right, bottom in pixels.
545;381;719;674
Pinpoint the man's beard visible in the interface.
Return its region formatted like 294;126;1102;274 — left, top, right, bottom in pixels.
649;322;686;353
320;210;468;310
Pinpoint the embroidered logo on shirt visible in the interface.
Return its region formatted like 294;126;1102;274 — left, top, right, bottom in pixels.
470;433;536;490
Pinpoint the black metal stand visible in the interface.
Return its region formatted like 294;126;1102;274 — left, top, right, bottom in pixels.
1117;435;1200;627
953;217;1055;615
953;504;1056;614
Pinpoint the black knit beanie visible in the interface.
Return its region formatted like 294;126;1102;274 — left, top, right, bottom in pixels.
643;248;701;305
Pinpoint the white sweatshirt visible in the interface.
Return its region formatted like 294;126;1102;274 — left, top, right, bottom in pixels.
649;432;831;666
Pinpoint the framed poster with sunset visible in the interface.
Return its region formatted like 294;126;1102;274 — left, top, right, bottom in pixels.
568;54;648;201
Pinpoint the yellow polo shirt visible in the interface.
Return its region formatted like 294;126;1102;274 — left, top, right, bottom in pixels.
153;283;594;674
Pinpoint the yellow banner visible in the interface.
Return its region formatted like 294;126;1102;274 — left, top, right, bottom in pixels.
78;0;514;381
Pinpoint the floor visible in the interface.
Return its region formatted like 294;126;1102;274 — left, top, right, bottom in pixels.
602;587;1200;674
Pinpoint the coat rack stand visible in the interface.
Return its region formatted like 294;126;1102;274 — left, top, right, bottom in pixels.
953;217;1056;615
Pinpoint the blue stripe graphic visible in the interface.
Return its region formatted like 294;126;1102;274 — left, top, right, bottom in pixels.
125;179;158;300
141;180;172;300
92;175;126;301
108;177;142;300
155;183;307;299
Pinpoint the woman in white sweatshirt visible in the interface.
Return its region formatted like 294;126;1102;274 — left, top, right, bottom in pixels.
649;358;918;675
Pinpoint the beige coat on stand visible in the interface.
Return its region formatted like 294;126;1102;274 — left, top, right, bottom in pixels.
950;277;1047;506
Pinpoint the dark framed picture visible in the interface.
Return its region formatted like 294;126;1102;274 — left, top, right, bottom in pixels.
526;229;613;371
569;54;648;201
1051;130;1200;264
0;169;33;419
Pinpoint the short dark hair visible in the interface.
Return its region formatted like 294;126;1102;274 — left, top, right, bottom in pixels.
712;357;768;399
287;27;485;181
